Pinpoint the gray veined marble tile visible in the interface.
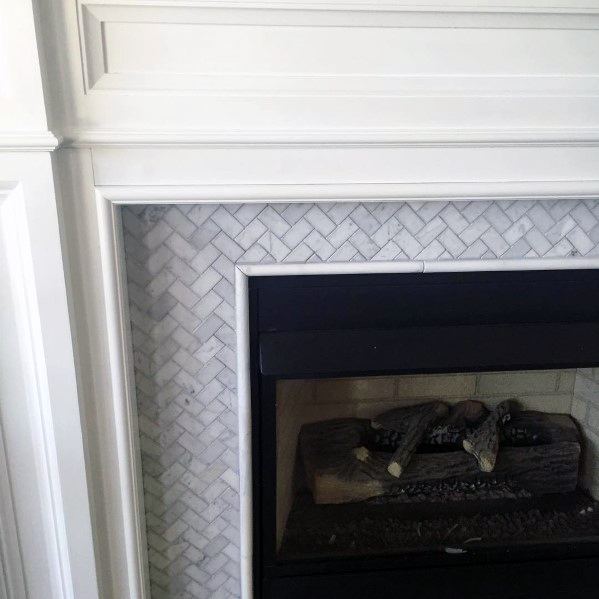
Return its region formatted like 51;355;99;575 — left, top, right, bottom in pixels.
122;199;599;599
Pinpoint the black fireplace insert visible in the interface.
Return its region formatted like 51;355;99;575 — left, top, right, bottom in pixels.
248;269;599;599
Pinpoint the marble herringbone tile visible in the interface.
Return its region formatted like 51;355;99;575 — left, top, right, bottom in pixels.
122;199;599;599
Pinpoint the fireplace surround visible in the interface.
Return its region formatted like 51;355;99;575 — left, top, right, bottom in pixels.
6;0;599;597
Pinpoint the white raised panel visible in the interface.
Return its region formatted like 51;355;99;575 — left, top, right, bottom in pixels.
0;183;67;599
79;5;105;90
99;22;599;95
0;288;27;599
81;3;599;96
0;154;101;599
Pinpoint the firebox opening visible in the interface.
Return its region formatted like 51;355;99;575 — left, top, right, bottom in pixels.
275;369;599;560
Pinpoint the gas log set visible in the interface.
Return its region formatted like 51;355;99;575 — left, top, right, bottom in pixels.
279;399;599;559
300;400;579;504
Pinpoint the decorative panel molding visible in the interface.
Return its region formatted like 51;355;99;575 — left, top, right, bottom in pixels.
61;0;599;142
123;198;599;599
0;157;100;599
80;3;599;96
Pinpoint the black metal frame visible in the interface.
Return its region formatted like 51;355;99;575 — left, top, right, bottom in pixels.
248;270;599;599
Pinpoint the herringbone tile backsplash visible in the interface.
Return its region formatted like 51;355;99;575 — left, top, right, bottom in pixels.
122;200;599;599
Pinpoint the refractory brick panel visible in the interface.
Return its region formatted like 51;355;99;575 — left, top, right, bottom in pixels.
121;199;599;599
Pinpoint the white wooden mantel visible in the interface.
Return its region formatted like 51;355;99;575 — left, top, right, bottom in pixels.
2;0;599;598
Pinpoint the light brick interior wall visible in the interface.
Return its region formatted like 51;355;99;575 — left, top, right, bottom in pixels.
300;369;577;421
573;369;599;498
122;199;599;599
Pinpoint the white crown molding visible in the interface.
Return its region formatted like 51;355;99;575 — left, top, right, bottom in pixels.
0;132;61;152
64;128;599;149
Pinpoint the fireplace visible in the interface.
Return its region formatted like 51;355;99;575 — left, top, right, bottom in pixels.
248;269;599;599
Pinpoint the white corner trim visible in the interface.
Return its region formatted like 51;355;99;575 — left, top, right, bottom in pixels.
94;191;150;599
234;267;252;599
236;255;599;277
0;132;61;152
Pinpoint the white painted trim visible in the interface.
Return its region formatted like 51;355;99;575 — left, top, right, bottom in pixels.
237;260;423;276
65;129;599;148
423;256;599;272
0;182;72;599
235;267;252;599
97;180;599;203
36;0;599;168
238;256;599;277
0;132;61;152
94;191;150;599
0;422;26;599
73;0;599;17
0;188;29;599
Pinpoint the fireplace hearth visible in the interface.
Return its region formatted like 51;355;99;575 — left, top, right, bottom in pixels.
248;269;599;599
